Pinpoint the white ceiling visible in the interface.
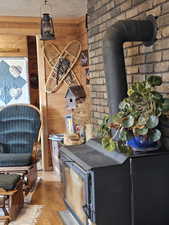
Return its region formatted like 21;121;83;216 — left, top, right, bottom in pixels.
0;0;87;18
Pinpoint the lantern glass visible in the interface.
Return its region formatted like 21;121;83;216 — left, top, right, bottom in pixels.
40;0;55;40
40;13;55;40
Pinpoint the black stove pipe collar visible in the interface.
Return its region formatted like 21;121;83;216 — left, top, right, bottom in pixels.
103;15;157;115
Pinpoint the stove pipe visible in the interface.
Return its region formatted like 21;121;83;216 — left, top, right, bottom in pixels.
103;15;157;115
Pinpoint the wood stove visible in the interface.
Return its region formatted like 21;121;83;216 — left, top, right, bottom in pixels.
60;139;169;225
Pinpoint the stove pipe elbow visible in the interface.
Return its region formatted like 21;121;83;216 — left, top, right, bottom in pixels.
103;15;157;114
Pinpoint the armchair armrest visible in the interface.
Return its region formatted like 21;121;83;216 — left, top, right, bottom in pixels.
32;142;41;162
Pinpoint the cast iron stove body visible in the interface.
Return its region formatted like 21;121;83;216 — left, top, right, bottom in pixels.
60;139;169;225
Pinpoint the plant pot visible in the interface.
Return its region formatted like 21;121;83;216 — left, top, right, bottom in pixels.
127;136;160;152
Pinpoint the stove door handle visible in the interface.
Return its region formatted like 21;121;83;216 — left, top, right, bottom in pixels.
82;204;90;218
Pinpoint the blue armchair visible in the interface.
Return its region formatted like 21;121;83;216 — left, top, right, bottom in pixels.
0;104;41;191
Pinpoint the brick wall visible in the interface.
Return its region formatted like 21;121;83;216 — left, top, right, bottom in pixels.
87;0;169;133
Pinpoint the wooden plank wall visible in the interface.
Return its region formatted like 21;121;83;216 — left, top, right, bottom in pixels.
0;16;90;170
46;19;88;134
0;34;27;57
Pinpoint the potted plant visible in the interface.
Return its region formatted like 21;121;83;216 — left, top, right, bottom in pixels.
99;76;169;153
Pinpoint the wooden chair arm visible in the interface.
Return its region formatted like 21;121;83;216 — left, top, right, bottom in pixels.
32;142;41;162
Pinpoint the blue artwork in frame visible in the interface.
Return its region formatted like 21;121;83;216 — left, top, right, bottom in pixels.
0;57;30;106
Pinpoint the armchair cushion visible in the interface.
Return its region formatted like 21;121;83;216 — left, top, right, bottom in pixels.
0;143;4;153
0;174;20;190
0;153;32;167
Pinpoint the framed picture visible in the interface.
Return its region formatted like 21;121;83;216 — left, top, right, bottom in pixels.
80;50;89;66
0;57;30;106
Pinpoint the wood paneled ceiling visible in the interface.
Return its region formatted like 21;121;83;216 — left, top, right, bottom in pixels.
0;0;87;18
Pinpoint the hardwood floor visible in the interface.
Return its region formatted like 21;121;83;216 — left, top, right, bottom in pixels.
31;171;66;225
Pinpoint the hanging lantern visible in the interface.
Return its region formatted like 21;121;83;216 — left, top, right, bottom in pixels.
40;0;55;40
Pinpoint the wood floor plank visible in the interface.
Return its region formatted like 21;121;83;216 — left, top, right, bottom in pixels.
31;172;65;225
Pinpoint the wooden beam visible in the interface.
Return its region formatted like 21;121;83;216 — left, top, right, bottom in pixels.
36;35;50;171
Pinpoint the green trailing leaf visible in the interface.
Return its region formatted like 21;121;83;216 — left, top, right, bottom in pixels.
151;91;163;102
102;137;116;152
122;115;134;128
137;115;148;126
147;76;162;87
135;127;148;136
119;129;128;141
118;100;131;112
146;115;159;128
111;113;122;123
162;98;169;112
149;129;161;142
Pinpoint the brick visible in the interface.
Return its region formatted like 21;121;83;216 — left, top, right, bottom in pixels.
97;4;106;16
95;63;104;71
157;29;162;40
95;48;103;55
127;75;133;83
162;1;169;14
95;1;102;10
115;0;126;5
153;0;166;6
97;106;105;113
137;1;153;14
126;65;139;74
125;57;133;66
94;112;101;118
133;0;146;6
158;14;169;27
89;65;96;72
89;26;100;37
162;50;169;60
94;78;105;85
146;52;162;62
146;6;161;17
95;33;103;42
134;13;146;20
106;1;115;11
139;45;153;54
90;57;98;65
126;8;138;18
161;26;169;37
154;62;169;72
101;0;110;5
162;72;169;82
155;38;169;50
132;55;145;65
102;90;106;96
139;64;153;73
124;42;133;48
110;7;121;18
127;46;139;56
100;98;108;106
96;92;105;98
114;12;126;21
89;50;95;58
100;23;106;32
120;0;132;12
91;92;97;98
155;83;169;93
88;36;95;44
104;107;109;114
133;74;145;82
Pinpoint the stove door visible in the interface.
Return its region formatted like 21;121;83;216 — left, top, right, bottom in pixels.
61;156;92;225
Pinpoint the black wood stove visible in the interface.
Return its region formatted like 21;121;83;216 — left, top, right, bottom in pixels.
60;139;169;225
